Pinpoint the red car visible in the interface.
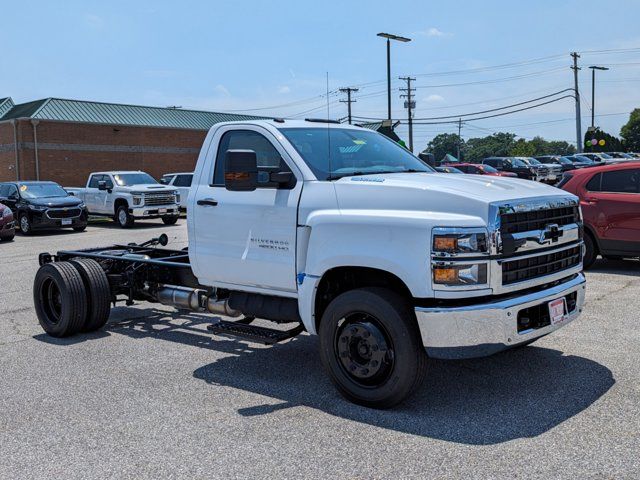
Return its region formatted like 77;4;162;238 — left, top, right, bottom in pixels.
446;163;518;177
0;202;15;241
559;161;640;267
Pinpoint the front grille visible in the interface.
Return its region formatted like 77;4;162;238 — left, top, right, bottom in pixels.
502;245;581;285
47;208;81;219
517;292;578;333
500;206;580;235
144;193;176;206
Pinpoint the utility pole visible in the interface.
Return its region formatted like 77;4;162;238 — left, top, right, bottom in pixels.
570;52;583;152
339;87;359;124
457;118;463;160
589;65;609;129
399;76;416;152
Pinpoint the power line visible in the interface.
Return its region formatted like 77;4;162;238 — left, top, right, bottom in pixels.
339;87;359;124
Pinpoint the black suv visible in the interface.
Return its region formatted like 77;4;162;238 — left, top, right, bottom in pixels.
482;157;538;180
0;181;88;235
535;155;577;172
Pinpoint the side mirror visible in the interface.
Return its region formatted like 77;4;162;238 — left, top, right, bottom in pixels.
225;150;258;192
98;181;107;191
159;178;168;185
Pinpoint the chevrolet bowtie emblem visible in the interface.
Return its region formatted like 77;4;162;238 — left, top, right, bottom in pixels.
540;223;562;243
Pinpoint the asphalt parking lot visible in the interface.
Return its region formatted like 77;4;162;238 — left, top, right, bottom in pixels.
1;220;639;479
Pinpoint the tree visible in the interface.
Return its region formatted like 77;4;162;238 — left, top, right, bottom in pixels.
509;138;536;157
621;108;640;151
425;133;463;162
584;127;624;152
464;132;516;162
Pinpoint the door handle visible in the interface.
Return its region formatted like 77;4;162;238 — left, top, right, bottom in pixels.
584;197;599;204
197;198;218;207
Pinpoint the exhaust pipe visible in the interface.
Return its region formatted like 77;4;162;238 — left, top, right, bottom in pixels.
156;286;241;317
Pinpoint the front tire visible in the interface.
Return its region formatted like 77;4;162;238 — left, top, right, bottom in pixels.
73;224;87;232
33;262;88;337
162;216;179;225
116;205;134;228
19;214;32;235
318;287;427;409
583;233;597;269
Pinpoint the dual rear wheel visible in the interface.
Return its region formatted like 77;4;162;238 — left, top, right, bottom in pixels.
34;259;111;337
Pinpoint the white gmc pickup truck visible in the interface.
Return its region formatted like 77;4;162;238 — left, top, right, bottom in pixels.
34;120;586;408
67;171;181;228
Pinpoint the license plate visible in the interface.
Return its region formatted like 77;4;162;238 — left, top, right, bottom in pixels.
548;297;567;325
548;174;556;180
61;219;72;226
158;208;167;214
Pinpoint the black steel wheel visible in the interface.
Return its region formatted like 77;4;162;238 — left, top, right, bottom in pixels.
319;287;427;409
33;262;87;337
70;258;112;332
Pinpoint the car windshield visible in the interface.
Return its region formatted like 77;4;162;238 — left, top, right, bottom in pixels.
598;153;613;159
571;155;595;164
481;164;498;173
19;183;68;199
523;158;542;165
557;157;573;164
510;158;528;168
278;127;434;180
113;173;158;186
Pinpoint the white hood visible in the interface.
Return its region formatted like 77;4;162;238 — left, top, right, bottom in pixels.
119;184;177;193
333;172;576;221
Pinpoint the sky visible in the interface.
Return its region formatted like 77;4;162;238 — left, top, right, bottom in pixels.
1;0;639;151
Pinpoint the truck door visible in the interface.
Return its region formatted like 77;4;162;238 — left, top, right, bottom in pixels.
191;126;302;294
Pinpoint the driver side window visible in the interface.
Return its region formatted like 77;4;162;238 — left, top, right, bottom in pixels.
212;130;292;187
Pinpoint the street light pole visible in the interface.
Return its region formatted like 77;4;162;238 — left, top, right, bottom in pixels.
377;33;411;122
589;65;609;129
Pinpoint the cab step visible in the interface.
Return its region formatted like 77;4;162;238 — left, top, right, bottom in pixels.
207;320;303;344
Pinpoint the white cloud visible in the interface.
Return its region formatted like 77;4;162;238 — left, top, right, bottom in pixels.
277;86;291;94
214;84;230;96
415;27;452;38
424;94;445;103
84;13;104;29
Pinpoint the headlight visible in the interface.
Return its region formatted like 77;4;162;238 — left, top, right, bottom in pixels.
433;263;488;286
132;195;143;206
2;208;11;218
78;202;86;209
175;192;181;203
432;228;488;256
29;204;47;211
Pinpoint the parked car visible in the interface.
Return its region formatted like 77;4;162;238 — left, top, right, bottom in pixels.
435;166;463;174
517;157;562;184
535;155;577;172
160;172;193;211
447;163;518;177
566;155;597;168
67;171;180;228
604;152;635;159
0;202;15;241
559;161;640;267
579;152;614;163
482;157;539;180
0;181;88;235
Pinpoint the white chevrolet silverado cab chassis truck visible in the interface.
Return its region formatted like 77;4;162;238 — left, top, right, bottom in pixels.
33;120;586;408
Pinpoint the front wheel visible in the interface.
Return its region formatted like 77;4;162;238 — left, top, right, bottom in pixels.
583;233;597;269
318;287;427;409
73;224;87;232
116;205;134;228
162;216;179;225
19;214;32;235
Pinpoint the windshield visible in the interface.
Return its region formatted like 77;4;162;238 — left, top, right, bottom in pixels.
510;158;529;168
113;173;158;186
481;164;498;173
19;183;68;199
571;155;595;164
598;153;613;159
523;158;542;165
278;127;434;180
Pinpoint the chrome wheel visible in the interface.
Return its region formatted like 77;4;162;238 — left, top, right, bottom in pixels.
20;215;30;233
118;209;128;226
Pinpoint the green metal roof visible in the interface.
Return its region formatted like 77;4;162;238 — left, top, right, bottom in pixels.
0;97;267;130
356;121;383;131
0;97;15;118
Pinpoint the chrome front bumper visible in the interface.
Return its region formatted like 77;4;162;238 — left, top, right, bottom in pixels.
131;206;180;218
415;273;586;360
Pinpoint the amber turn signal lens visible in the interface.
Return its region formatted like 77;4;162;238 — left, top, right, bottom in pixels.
434;236;458;252
433;267;458;283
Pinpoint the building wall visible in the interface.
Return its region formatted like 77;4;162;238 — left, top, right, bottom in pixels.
0;122;17;181
1;120;208;186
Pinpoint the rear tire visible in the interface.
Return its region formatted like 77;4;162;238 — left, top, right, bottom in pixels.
70;258;112;332
583;233;597;269
116;205;134;228
162;216;179;225
318;287;427;409
33;262;87;337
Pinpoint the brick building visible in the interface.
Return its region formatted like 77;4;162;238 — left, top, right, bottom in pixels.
0;97;264;186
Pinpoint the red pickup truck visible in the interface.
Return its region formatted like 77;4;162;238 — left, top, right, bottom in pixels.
559;162;640;267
